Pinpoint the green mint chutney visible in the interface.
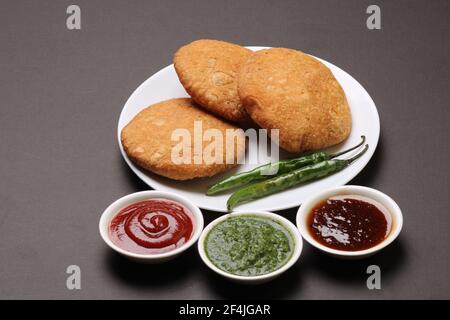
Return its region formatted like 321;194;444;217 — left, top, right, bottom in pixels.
204;215;294;276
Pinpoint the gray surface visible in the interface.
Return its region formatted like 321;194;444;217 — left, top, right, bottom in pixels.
0;0;449;299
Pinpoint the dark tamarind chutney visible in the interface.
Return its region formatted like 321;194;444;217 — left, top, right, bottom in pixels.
308;195;392;251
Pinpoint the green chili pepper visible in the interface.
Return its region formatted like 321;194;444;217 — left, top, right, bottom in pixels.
226;144;369;210
207;136;366;195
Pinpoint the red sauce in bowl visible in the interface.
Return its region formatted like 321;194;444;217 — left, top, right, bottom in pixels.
308;195;392;251
109;199;193;254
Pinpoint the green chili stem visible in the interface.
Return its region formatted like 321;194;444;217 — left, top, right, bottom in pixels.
329;136;366;158
346;144;368;163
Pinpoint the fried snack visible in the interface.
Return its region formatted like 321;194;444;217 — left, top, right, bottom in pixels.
238;48;352;153
174;39;253;123
121;98;245;180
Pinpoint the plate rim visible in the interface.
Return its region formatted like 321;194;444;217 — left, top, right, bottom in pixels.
117;46;380;213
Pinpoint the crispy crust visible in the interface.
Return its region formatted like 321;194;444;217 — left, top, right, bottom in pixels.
237;48;352;153
174;39;253;123
121;98;245;180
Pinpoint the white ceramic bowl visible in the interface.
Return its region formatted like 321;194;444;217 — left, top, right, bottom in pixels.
198;211;303;284
99;190;204;263
296;185;403;259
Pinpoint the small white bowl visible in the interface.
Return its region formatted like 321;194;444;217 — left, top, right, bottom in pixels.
296;185;403;259
99;190;204;263
198;211;302;284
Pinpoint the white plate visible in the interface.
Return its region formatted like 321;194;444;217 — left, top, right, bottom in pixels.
118;46;380;213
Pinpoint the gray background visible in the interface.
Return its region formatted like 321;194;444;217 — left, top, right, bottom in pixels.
0;0;449;299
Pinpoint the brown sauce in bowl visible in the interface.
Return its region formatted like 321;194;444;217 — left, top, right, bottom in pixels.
308;195;392;251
